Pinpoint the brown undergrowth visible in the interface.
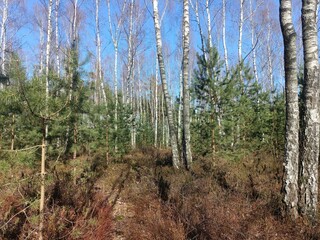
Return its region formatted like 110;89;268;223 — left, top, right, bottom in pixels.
111;148;320;240
1;148;320;239
0;155;112;240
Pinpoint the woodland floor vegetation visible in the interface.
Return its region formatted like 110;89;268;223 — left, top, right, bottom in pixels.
1;147;319;240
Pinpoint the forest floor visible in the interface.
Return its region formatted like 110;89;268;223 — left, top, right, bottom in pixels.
1;148;320;239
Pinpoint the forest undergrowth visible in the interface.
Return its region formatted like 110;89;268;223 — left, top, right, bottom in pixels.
0;148;319;240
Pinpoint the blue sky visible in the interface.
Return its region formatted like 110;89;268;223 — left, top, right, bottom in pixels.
10;0;296;96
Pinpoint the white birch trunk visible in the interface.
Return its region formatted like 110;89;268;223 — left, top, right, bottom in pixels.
126;0;134;106
299;0;320;219
249;0;258;83
222;0;229;72
107;0;126;152
40;1;53;238
267;7;274;93
152;0;180;168
95;0;107;104
178;71;183;143
190;0;205;53
55;0;60;77
205;0;212;48
238;0;244;62
182;0;192;169
0;0;8;89
154;59;158;147
280;0;299;219
39;21;44;75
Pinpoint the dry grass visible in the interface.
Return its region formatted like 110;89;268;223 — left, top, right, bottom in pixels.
1;147;320;239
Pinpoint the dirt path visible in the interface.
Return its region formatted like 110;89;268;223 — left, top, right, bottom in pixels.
94;163;134;240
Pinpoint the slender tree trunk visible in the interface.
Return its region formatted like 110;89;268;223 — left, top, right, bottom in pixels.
10;114;14;150
0;0;8;89
182;0;192;169
205;0;212;48
238;0;244;63
39;21;44;75
280;0;299;219
154;60;158;147
190;0;205;53
39;131;46;240
178;71;183;143
222;0;229;72
161;93;165;148
40;1;53;237
96;0;109;158
299;0;320;219
267;7;274;93
249;0;258;83
152;0;180;168
45;0;53;138
114;45;118;152
73;124;77;159
126;0;134;106
55;0;60;77
106;0;123;152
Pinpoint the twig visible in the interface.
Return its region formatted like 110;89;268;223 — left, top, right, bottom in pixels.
0;145;42;152
0;203;34;229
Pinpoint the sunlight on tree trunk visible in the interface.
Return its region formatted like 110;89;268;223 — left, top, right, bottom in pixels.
280;0;299;219
299;0;319;219
152;0;180;168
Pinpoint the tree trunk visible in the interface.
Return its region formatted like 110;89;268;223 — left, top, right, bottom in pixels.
182;0;192;169
45;0;53;139
154;60;158;147
280;0;299;219
0;0;8;89
249;0;258;83
10;114;14;150
55;0;60;77
205;0;212;48
107;0;125;153
152;0;180;168
178;71;183;143
266;7;274;94
238;0;244;63
39;126;46;240
126;0;134;106
190;0;205;53
299;0;320;219
222;0;229;72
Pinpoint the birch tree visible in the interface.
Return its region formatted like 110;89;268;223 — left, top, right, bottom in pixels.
39;0;53;238
189;0;205;54
279;0;299;219
55;0;60;77
266;6;274;92
299;0;319;219
222;0;229;72
205;0;212;48
238;0;244;62
0;0;8;89
182;0;192;169
249;0;258;83
152;0;180;168
107;0;126;152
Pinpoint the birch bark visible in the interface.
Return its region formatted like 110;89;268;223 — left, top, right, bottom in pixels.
107;0;126;153
152;0;180;168
0;0;8;89
279;0;299;219
299;0;320;219
182;0;192;169
222;0;229;72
